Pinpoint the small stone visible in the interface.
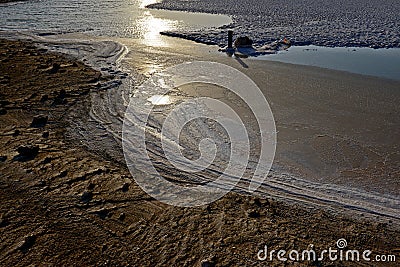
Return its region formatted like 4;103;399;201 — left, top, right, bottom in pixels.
87;183;95;190
0;108;6;115
121;183;130;192
48;63;60;74
81;191;93;203
18;234;36;251
0;156;7;162
201;259;215;267
90;168;104;175
253;198;262;207
40;94;49;102
247;209;260;218
52;97;67;105
118;212;126;221
234;36;253;48
29;93;38;100
42;156;52;164
58;170;68;177
12;129;20;137
30;114;48;127
42;131;49;138
16;145;39;160
93;208;110;219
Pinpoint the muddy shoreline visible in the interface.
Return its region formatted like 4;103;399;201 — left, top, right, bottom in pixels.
0;38;399;266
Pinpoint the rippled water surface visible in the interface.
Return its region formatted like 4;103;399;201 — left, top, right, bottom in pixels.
0;0;231;44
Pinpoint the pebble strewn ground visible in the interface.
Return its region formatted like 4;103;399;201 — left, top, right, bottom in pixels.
149;0;400;48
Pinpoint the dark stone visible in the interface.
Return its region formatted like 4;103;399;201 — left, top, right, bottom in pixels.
81;191;93;203
201;260;216;267
253;198;262;207
0;108;6;115
121;183;130;192
42;157;52;164
0;156;7;162
15;145;39;161
118;212;126;221
206;205;212;213
91;168;104;175
29;93;38;100
57;89;66;99
48;63;60;74
234;36;253;48
52;97;67;106
87;183;95;190
12;129;20;137
40;94;49;102
51;89;67;106
58;170;68;177
42;131;49;138
19;234;36;252
94;208;110;219
30;114;48;127
247;209;260;218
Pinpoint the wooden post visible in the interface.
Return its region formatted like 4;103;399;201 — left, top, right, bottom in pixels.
228;30;233;48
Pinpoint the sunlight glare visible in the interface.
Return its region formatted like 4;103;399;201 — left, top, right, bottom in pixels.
140;0;159;8
138;11;174;47
147;95;172;105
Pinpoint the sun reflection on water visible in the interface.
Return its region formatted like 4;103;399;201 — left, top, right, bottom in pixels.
147;95;172;105
140;0;159;8
138;11;175;47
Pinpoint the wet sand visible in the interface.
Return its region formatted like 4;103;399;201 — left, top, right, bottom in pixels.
112;35;399;216
1;36;399;266
248;59;400;194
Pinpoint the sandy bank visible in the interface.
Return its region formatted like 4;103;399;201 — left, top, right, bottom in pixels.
1;37;399;266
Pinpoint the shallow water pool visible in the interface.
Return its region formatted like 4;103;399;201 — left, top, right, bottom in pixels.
258;45;400;81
